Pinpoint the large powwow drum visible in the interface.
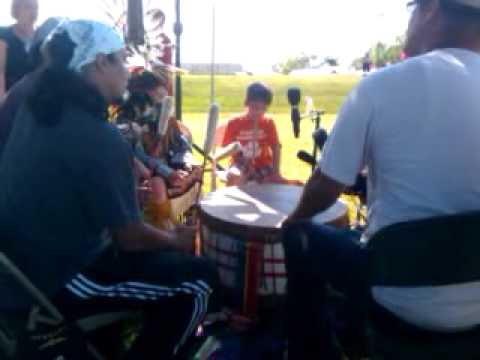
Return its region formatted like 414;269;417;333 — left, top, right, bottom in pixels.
199;184;348;317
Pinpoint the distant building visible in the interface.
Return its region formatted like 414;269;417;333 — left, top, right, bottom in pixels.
183;63;243;75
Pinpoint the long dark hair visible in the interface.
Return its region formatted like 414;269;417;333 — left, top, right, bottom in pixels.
27;30;107;127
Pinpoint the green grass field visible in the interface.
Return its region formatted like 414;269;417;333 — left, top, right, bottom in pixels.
181;74;360;182
182;74;360;114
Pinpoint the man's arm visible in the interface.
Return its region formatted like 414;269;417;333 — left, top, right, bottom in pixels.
287;170;345;223
0;41;7;98
114;222;194;253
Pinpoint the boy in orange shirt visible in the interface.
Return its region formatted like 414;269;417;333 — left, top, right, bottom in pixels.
219;82;287;186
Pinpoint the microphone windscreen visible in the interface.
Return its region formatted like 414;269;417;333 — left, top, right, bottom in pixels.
313;129;328;150
287;87;301;107
158;96;173;136
203;103;219;154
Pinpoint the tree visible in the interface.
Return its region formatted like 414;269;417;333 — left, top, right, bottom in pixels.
323;56;339;67
272;53;318;75
352;36;405;70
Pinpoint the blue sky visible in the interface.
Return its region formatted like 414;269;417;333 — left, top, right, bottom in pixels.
0;0;410;72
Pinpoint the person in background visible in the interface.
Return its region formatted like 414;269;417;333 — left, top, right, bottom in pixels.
283;0;480;358
0;17;64;159
0;20;219;359
116;70;200;228
0;0;39;97
217;82;287;186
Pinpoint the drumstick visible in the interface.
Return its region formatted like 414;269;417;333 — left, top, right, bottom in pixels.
197;103;219;203
158;96;173;137
203;103;219;155
247;114;259;184
212;141;241;161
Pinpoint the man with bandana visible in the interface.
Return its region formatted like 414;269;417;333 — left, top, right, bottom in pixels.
0;20;219;359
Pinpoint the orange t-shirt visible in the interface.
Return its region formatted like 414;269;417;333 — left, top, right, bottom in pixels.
221;114;280;169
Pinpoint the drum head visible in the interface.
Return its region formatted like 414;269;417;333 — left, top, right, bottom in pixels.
200;184;301;234
200;183;347;238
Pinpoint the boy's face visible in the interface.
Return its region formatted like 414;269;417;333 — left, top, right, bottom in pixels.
246;100;268;120
147;85;168;104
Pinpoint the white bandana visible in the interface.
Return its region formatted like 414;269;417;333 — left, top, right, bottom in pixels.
451;0;480;9
58;20;124;72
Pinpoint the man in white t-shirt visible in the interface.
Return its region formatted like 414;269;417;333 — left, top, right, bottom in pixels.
283;0;480;358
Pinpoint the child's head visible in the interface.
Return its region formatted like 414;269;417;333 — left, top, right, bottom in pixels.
118;92;154;123
128;69;168;104
244;82;273;119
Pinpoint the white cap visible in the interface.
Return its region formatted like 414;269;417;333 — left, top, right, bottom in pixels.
55;20;124;72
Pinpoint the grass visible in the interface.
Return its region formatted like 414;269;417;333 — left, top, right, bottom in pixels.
182;74;360;115
181;74;361;183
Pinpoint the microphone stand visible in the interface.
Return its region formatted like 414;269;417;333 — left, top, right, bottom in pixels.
309;110;325;173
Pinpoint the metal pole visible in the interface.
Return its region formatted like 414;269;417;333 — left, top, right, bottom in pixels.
174;0;183;120
312;112;320;173
210;2;216;104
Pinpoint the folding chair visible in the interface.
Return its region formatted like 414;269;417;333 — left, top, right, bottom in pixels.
367;211;480;359
0;251;139;359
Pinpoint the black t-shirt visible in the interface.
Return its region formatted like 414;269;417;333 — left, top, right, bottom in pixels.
0;26;32;91
0;101;141;309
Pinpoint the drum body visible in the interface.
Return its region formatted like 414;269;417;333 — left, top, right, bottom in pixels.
200;195;348;310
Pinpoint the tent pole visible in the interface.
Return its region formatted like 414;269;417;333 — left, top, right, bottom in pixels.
174;0;183;120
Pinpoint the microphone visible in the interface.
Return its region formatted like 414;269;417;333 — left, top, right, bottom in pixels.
158;96;174;136
203;103;219;154
297;150;316;166
287;87;301;138
313;128;328;150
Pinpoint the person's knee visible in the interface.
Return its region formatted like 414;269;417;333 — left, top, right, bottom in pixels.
187;256;223;311
190;256;220;291
282;220;312;251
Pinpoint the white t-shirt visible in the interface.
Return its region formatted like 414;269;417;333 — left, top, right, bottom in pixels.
320;48;480;332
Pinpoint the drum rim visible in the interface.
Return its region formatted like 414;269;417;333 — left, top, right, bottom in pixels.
199;184;348;241
199;184;301;241
199;206;283;242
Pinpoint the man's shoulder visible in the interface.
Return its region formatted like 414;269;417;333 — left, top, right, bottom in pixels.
0;26;10;37
63;107;125;150
356;57;430;97
0;26;14;42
